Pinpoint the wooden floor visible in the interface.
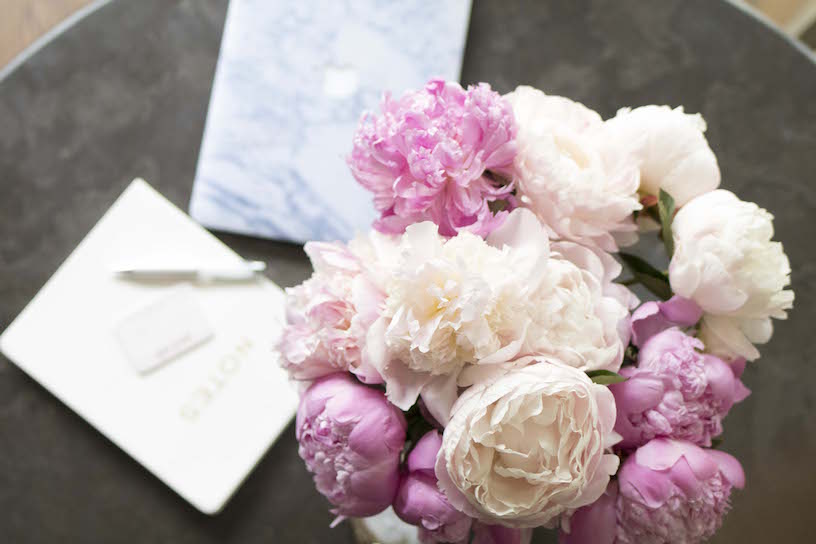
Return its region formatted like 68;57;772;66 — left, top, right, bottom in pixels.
0;0;94;68
0;0;813;72
750;0;816;36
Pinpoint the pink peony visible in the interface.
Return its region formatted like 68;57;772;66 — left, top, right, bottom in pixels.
611;329;749;449
560;439;745;544
558;485;617;544
393;431;472;543
630;296;702;347
296;374;407;517
277;241;382;383
348;78;518;237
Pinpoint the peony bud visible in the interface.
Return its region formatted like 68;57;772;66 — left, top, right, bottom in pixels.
393;431;472;543
296;374;406;517
630;296;702;347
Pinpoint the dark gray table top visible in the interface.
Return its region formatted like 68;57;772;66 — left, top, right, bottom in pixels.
1;0;814;542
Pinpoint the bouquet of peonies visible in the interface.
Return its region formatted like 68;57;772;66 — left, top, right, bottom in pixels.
276;80;794;543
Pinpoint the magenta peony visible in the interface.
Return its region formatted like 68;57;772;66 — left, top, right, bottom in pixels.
612;329;749;448
558;485;617;544
348;78;518;237
560;439;745;544
629;296;702;347
393;431;472;543
296;374;406;517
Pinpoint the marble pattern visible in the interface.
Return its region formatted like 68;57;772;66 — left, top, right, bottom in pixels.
190;0;472;243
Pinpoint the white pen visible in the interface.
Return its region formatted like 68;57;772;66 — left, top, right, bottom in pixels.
112;260;267;282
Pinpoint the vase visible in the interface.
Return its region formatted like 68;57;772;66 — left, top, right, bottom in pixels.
350;507;421;544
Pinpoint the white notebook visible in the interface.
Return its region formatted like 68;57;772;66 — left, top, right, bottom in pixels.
0;179;298;514
189;0;473;243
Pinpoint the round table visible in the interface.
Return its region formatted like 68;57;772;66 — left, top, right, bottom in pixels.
1;0;814;542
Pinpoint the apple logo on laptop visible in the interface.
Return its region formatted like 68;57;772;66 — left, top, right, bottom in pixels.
323;64;359;99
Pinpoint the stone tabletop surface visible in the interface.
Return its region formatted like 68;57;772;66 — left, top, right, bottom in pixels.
1;0;814;542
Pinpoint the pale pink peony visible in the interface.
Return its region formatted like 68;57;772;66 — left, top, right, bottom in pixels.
560;439;744;544
669;190;794;361
611;329;749;449
436;358;620;528
277;241;382;383
604;105;720;207
296;374;407;518
505;86;641;251
348;78;518;237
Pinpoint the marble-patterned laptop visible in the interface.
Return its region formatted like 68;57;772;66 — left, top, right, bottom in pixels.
190;0;472;243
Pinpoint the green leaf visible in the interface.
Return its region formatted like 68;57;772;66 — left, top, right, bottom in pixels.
645;204;661;224
586;369;628;385
658;189;676;257
618;252;673;300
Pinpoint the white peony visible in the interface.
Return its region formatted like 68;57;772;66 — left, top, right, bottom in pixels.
365;209;548;424
505;86;641;251
381;209;550;375
533;241;633;371
365;209;630;425
669;190;794;360
605;105;720;206
550;240;640;313
435;358;620;528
